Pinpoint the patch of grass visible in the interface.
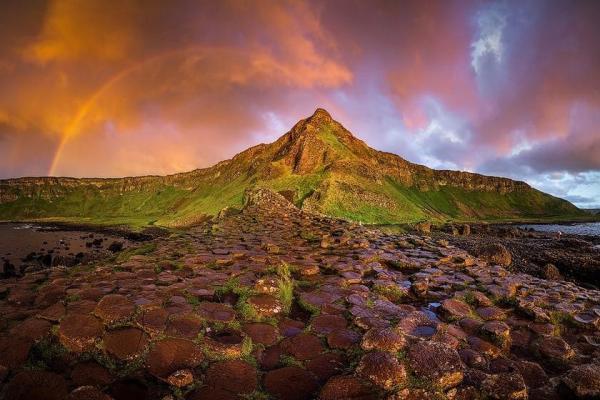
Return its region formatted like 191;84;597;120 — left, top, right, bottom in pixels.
279;354;303;367
25;338;68;370
242;390;272;400
216;278;260;322
276;263;294;314
373;284;405;303
549;311;576;335
65;293;81;303
462;290;477;307
184;291;201;306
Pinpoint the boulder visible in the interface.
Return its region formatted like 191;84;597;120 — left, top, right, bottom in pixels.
475;243;512;266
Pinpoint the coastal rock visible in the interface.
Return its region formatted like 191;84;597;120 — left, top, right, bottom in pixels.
475;243;512;266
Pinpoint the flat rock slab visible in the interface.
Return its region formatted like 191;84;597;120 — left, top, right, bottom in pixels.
356;351;407;390
264;366;319;400
58;314;103;352
204;360;258;395
94;294;135;324
408;341;464;390
146;338;204;379
0;336;32;370
310;314;347;335
3;370;68;400
103;327;148;361
361;327;406;352
71;361;113;387
243;322;279;346
197;302;236;322
319;375;377;400
281;333;324;361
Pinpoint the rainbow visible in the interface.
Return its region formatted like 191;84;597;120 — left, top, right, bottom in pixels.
48;46;213;176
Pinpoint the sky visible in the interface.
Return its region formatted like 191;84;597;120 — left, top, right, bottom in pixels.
0;0;598;208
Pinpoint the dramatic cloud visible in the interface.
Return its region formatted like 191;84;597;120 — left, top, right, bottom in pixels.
0;0;598;207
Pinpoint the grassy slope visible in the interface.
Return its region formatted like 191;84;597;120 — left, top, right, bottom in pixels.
0;120;588;227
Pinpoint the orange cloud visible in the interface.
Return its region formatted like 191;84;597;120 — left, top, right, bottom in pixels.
24;0;140;64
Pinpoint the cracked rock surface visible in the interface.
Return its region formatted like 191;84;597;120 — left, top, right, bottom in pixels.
0;189;598;399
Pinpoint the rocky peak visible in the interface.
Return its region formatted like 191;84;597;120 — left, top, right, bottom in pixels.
306;108;333;126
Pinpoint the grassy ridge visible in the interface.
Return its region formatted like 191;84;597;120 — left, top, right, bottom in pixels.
0;111;587;227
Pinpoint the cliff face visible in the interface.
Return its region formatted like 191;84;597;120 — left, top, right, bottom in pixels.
0;108;583;226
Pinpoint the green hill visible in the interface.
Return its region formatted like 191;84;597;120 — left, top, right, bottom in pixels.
0;109;584;227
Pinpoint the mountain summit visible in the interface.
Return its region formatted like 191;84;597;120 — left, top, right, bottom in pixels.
0;109;583;227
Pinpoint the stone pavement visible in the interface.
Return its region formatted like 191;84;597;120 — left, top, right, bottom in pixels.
0;189;598;399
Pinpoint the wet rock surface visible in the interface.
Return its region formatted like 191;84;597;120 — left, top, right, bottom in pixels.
0;190;599;399
445;224;600;287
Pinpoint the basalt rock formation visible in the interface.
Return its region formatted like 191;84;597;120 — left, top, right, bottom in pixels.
0;188;597;399
0;108;583;227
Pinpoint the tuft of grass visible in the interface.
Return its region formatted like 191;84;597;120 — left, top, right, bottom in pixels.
276;263;294;314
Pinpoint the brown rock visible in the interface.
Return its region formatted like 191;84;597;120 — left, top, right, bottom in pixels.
482;372;528;399
475;243;512;266
68;386;112;400
248;294;283;317
197;302;236;322
243;322;279;346
58;314;103;352
264;366;319;400
146;338;203;379
319;375;377;400
306;353;344;382
166;313;203;339
542;264;562;280
477;306;506;321
103;327;148;361
136;307;168;335
0;336;32;370
408;341;464;389
480;321;511;347
531;335;575;366
94;294;135;324
281;333;324;360
167;369;194;387
71;361;113;387
440;298;472;320
3;370;68;400
187;387;237;400
560;363;600;398
356;351;407;390
361;327;406;352
516;360;547;389
311;314;347;335
327;329;361;349
11;318;52;341
205;360;257;395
